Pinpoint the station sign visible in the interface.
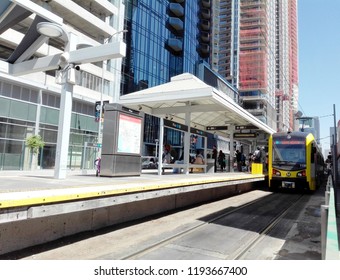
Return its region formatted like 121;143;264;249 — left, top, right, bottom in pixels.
235;125;258;130
164;119;188;132
206;125;229;131
233;132;257;139
190;127;208;137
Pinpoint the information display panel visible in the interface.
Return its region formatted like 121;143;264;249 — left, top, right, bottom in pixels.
117;113;142;154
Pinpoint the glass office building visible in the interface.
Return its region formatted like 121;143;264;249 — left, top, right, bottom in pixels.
121;0;212;156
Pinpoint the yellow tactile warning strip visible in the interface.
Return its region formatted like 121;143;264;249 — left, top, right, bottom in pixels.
0;174;265;209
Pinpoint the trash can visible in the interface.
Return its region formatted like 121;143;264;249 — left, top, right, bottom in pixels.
251;163;263;174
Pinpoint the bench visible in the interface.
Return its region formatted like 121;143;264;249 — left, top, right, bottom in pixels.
162;163;207;174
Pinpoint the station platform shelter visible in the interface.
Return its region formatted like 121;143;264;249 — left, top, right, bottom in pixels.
118;73;275;175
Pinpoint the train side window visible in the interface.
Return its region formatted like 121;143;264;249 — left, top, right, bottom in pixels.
311;145;316;163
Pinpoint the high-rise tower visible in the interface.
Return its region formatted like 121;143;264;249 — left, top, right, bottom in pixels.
212;0;299;132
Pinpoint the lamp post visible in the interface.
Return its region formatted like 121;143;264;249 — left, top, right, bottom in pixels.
36;22;127;179
332;104;338;214
97;30;128;157
37;22;75;179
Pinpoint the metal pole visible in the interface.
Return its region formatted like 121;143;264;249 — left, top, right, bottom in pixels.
184;108;191;174
54;78;73;179
155;139;159;158
229;125;235;172
158;119;164;175
54;32;76;179
332;104;338;214
97;59;106;158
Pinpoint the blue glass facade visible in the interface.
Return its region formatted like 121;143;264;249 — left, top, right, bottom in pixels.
122;0;210;156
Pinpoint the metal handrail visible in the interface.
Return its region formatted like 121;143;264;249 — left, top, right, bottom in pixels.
321;175;340;259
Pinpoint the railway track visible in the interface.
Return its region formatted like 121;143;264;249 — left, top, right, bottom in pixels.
123;192;306;260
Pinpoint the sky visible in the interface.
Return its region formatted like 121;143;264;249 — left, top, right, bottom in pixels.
298;0;340;153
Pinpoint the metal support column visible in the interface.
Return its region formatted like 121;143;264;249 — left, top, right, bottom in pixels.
183;107;191;174
157;118;164;175
54;33;77;179
229;125;235;172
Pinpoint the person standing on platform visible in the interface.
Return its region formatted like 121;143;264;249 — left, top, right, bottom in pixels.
218;150;226;171
236;150;242;171
212;145;218;172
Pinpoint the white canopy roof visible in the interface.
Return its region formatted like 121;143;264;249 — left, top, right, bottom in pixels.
119;73;276;136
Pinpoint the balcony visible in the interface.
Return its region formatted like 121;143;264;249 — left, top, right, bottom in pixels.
167;38;183;52
168;17;184;31
200;8;211;19
169;3;184;17
201;0;211;8
199;19;210;31
199;43;210;54
200;31;210;42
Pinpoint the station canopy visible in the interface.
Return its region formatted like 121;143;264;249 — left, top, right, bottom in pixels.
119;73;276;137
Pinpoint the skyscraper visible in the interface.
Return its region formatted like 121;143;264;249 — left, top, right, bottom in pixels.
211;0;298;132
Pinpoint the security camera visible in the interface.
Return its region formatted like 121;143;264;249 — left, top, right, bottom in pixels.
69;63;80;71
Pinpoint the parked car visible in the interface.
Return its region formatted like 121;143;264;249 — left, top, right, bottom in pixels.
141;156;158;169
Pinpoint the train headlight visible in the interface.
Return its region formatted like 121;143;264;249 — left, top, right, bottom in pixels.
297;170;306;177
272;169;281;176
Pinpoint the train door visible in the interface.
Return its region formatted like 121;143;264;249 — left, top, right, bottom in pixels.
309;143;317;190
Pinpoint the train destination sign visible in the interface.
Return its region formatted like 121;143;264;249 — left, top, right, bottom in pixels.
233;132;257;138
164;119;188;132
235;125;258;130
206;125;229;131
190;127;208;137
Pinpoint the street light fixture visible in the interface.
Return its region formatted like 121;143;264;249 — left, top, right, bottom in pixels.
37;22;69;42
35;21;127;178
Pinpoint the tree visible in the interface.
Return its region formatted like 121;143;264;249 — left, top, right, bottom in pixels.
25;135;45;170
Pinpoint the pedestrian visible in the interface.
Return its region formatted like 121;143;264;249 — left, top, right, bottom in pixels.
253;147;262;163
212;145;218;172
218;150;225;171
193;150;205;164
94;157;101;177
236;150;242;171
162;144;171;163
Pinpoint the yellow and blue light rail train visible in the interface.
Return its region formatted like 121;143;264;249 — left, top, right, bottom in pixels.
268;131;324;191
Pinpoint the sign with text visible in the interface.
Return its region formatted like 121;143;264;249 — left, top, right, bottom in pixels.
117;113;142;154
206;125;229;131
190;127;208;137
233;132;257;138
235;125;258;130
164;119;188;132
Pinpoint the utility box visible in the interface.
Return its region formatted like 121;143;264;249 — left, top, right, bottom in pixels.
100;103;144;177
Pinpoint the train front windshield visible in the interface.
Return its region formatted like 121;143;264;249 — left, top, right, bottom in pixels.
272;139;306;166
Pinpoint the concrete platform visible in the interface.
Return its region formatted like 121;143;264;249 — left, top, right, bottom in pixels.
0;169;264;208
0;169;265;255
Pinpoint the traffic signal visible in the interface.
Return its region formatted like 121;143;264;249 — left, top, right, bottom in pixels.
95;101;101;122
94;100;109;122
